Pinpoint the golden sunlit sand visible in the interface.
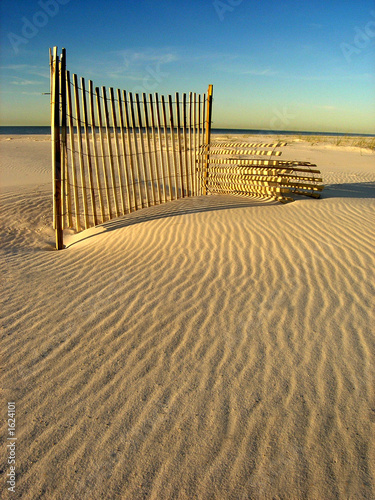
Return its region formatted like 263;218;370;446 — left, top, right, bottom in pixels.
1;134;374;499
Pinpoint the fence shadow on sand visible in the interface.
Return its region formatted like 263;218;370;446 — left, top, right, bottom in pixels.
65;194;279;248
322;182;375;199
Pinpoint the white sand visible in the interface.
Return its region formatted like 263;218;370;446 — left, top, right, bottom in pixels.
1;134;374;499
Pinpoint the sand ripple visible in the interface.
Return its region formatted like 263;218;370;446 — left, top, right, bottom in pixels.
1;139;374;499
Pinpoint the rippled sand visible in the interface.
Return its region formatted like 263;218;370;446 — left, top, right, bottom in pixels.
1;135;374;499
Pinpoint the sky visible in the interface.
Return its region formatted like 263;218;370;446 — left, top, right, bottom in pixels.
0;0;374;133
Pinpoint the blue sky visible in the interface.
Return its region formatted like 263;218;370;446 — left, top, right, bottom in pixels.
1;0;374;133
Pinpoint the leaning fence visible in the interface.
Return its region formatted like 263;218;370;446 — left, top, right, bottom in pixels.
50;47;213;249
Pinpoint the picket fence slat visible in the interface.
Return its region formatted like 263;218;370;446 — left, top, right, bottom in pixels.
154;92;168;204
142;93;157;205
95;86;112;219
117;89;133;214
109;87;126;216
149;93;163;204
81;77;97;226
89;80;105;223
122;90;138;211
66;71;80;232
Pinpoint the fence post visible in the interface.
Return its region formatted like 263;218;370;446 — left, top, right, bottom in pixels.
203;84;213;195
51;46;64;249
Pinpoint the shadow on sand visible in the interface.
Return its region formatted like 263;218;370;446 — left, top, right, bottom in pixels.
321;182;375;199
64;183;375;249
65;195;277;248
103;195;276;230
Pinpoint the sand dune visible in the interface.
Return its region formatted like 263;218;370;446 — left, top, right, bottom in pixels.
1;135;374;499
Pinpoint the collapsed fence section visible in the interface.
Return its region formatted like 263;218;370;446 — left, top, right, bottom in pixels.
198;141;324;203
50;47;213;249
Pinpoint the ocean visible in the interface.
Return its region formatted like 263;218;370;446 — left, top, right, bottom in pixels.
0;126;373;137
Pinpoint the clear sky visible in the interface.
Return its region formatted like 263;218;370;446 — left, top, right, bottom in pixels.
0;0;374;133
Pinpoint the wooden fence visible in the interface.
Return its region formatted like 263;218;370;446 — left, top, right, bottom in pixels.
51;47;323;250
50;47;213;249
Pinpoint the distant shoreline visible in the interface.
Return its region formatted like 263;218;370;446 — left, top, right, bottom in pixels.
0;126;374;137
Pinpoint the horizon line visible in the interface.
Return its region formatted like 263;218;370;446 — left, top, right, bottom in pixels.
0;125;374;137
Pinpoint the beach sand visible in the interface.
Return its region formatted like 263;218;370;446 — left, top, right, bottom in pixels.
1;134;374;499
